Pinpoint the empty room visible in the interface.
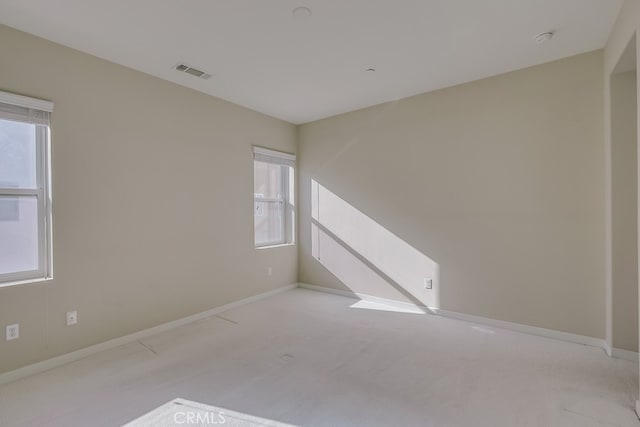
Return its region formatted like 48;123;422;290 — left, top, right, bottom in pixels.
1;0;640;426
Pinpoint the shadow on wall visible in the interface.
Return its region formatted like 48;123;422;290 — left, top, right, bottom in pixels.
310;180;439;311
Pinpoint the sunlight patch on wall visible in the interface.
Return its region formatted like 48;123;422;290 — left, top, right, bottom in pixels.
311;180;439;309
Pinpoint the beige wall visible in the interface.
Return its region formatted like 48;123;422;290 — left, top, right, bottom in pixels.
603;0;640;406
0;25;297;374
299;51;605;339
611;69;638;352
0;7;630;376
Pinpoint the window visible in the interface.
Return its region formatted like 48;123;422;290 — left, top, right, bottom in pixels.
253;147;295;247
0;91;53;286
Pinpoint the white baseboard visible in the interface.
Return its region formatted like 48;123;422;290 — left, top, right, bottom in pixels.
0;284;297;386
298;283;608;352
611;347;639;363
298;283;433;314
432;307;606;349
3;282;633;386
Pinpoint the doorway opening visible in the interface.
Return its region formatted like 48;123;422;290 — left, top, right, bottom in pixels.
610;34;638;359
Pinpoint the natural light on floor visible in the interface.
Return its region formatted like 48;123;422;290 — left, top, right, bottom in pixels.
349;299;427;314
125;398;296;427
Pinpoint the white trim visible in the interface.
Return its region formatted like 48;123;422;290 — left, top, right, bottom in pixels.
0;269;46;287
0;91;54;112
0;284;297;386
0;188;39;196
253;197;283;203
0;119;52;286
253;156;295;248
0;276;53;289
432;307;606;349
252;146;296;162
299;283;431;314
602;342;637;362
255;243;295;250
611;347;639;362
298;283;607;351
299;283;357;298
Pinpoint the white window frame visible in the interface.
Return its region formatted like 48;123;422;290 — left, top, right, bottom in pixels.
253;146;296;248
0;91;54;287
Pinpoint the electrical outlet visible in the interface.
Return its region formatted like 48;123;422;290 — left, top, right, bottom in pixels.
6;324;19;341
66;311;78;326
268;267;272;276
424;278;433;290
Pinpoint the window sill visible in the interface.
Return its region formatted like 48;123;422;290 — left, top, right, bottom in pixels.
256;243;296;250
0;276;53;289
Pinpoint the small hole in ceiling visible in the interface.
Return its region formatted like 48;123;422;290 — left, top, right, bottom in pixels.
292;6;312;20
534;31;555;44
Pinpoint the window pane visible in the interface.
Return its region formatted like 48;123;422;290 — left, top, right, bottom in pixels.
0;118;37;189
288;166;295;206
254;200;283;246
0;196;39;274
253;161;283;199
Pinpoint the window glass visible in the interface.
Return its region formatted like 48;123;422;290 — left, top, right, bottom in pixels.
254;200;284;246
0;195;39;275
0;119;37;189
0;91;53;285
253;161;283;199
253;148;295;248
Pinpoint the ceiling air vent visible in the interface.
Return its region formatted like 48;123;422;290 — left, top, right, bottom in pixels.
174;63;212;80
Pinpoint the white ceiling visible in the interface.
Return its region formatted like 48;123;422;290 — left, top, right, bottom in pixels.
0;0;624;124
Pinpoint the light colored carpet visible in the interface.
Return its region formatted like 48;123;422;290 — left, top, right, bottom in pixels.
125;398;294;427
0;288;637;426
